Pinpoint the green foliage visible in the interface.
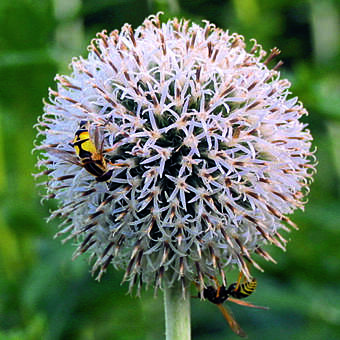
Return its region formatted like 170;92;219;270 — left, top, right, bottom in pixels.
0;0;339;338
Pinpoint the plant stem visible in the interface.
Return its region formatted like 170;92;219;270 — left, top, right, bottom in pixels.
164;281;191;340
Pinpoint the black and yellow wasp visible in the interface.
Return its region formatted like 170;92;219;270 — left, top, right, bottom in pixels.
70;120;114;182
46;120;114;182
200;273;268;338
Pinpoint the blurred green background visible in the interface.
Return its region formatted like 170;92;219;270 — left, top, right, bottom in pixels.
1;0;340;339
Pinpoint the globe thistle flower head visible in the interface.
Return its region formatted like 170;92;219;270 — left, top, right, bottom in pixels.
34;14;315;295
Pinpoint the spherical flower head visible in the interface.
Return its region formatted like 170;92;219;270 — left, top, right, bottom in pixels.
34;14;315;294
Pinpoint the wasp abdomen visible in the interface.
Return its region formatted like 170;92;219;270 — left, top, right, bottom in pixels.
228;278;257;299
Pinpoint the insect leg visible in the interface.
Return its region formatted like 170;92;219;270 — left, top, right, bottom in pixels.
235;271;244;291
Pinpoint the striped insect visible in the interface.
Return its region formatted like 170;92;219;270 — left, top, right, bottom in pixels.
45;120;117;182
200;273;268;338
228;276;257;299
70;120;114;182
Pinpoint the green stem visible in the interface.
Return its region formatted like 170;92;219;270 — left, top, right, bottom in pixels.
164;281;191;340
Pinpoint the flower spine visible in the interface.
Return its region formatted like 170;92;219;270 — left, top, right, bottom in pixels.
34;14;316;295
